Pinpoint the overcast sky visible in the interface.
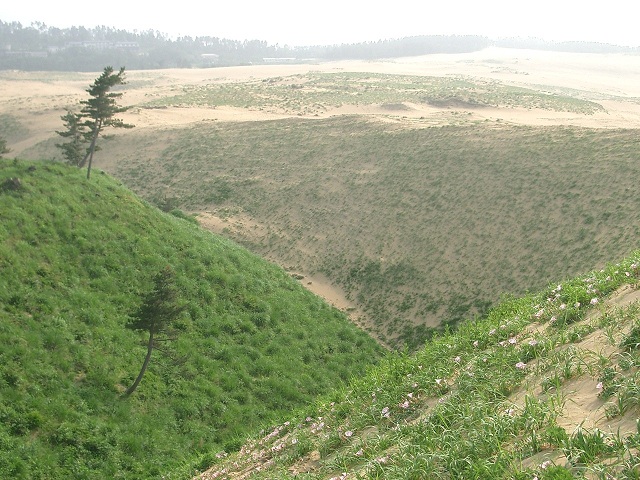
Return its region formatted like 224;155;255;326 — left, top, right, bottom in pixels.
3;0;640;47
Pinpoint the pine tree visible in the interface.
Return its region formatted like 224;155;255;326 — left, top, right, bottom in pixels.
125;266;186;396
55;110;87;166
80;66;134;179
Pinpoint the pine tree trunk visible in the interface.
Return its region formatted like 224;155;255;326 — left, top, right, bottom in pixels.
125;331;154;396
85;124;100;180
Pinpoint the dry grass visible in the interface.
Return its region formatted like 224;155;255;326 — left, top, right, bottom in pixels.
107;118;640;348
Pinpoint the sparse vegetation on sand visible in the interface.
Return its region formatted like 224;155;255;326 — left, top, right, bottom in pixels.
141;72;605;116
114;116;640;348
197;253;640;479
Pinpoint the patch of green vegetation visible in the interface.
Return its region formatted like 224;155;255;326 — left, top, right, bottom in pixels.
0;160;383;478
141;72;604;115
206;252;640;479
0;113;31;145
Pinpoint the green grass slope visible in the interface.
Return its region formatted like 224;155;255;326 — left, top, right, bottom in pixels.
199;252;640;479
0;160;383;478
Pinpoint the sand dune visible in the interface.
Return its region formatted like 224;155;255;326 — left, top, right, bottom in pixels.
3;48;640;156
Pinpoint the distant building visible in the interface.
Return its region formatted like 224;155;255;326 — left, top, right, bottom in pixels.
200;53;220;66
262;57;297;64
65;41;139;50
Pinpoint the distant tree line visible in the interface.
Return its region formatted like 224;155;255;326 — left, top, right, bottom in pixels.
1;20;638;72
0;20;490;71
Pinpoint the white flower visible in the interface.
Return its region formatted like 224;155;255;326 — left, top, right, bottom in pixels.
590;297;599;305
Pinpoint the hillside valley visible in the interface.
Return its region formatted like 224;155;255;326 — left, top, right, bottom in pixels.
2;47;640;479
197;255;640;479
2;48;640;348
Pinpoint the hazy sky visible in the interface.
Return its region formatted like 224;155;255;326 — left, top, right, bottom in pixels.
4;0;640;47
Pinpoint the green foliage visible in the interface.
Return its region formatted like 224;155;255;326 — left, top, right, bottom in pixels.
0;136;9;159
205;249;640;479
540;465;575;480
127;266;185;335
169;208;199;224
125;266;186;395
621;325;640;351
0;160;383;478
55;110;87;166
58;66;135;178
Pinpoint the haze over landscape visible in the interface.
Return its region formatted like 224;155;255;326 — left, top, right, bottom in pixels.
2;7;640;480
4;0;640;47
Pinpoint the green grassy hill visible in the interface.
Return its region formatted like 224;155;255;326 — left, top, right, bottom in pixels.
0;160;383;478
199;251;640;479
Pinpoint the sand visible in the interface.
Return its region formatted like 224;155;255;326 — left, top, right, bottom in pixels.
3;48;640;157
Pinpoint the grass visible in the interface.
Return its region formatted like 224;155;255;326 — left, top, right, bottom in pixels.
8;70;635;349
109;116;640;349
0;160;383;478
202;252;640;479
4;67;640;479
140;72;605;115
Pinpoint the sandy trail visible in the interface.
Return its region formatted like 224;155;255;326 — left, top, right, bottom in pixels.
197;212;361;318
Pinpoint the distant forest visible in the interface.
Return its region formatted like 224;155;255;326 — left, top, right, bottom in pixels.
1;20;638;71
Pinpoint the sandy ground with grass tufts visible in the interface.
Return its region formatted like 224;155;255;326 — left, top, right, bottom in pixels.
3;48;640;157
3;47;640;332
